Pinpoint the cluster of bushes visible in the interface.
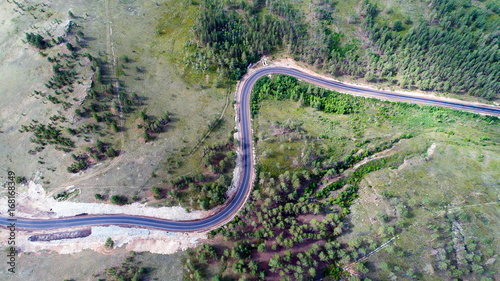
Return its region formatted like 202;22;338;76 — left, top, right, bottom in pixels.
67;155;88;173
101;251;148;281
340;134;411;169
90;140;118;159
167;173;232;210
154;132;236;209
183;244;217;279
45;63;77;89
25;32;45;49
315;136;411;199
53;191;72;201
20;122;74;150
118;91;142;114
74;87;122;135
424;214;496;279
66;140;118;173
76;102;106;119
169;174;202;190
79;102;120;134
138;110;170;142
67;123;99;135
151;186;162;200
104;237;114;249
164;156;182;173
46;95;60;104
15;176;27;184
195;176;231;210
110;195;128;205
201;141;236;174
251;75;359;117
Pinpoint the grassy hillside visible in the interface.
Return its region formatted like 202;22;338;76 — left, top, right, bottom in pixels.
0;0;236;208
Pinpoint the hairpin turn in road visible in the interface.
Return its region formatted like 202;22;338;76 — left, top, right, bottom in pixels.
1;66;499;232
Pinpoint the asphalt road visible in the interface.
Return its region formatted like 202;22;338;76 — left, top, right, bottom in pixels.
1;66;499;232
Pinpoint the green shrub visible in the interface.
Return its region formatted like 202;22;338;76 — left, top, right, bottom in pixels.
110;195;128;205
104;237;114;249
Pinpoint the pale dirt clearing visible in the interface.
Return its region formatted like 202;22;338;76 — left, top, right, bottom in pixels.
0;224;204;255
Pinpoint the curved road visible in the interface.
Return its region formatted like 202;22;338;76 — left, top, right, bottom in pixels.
1;67;499;232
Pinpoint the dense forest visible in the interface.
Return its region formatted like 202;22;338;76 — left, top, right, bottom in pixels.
190;0;500;100
358;0;500;100
190;0;305;81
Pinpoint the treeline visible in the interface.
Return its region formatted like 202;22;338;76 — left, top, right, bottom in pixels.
303;0;500;99
190;0;358;82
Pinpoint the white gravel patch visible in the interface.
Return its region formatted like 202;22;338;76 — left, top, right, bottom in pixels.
0;225;205;255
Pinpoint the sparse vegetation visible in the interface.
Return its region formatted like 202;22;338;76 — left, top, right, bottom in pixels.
15;176;27;184
99;252;150;281
161;134;236;210
137;109;170;142
104;237;114;249
20;122;74;151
